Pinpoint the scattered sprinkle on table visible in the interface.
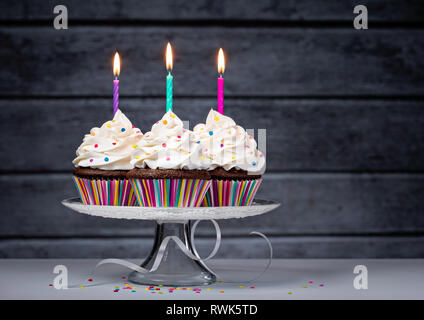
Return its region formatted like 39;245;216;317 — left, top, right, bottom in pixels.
239;286;244;288
288;292;292;294
250;286;255;289
220;290;224;293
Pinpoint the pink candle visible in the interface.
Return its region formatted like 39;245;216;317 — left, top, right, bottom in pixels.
217;48;225;114
217;76;224;114
113;52;120;116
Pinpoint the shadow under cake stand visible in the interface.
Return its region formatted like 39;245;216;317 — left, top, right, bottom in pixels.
62;198;280;286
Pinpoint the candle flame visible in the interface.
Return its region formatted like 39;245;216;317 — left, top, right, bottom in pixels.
218;48;225;75
166;43;173;71
113;52;120;77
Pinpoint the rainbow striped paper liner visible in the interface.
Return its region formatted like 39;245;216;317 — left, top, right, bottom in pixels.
202;179;263;207
73;176;138;206
130;179;211;207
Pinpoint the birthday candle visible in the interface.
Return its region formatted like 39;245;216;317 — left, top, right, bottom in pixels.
217;48;225;115
113;52;120;116
166;43;173;112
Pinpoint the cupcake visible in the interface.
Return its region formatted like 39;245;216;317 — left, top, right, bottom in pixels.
127;110;211;207
193;109;265;206
72;109;143;206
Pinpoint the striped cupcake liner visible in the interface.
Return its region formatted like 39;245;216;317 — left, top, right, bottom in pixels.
130;179;211;207
73;176;138;206
202;179;263;207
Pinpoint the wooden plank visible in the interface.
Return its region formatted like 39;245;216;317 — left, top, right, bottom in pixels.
1;0;423;23
1;98;423;172
1;236;423;258
0;173;423;237
0;27;423;96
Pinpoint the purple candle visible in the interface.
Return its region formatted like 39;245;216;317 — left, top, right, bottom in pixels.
113;52;120;116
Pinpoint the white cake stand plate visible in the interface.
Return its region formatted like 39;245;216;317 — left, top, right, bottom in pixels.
62;198;280;286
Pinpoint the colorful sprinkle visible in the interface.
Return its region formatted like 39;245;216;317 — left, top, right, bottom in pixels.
177;135;181;139
88;278;93;282
91;132;95;136
308;281;313;284
122;276;126;279
163;120;168;125
218;280;223;283
121;128;125;132
220;290;224;293
303;285;307;288
170;114;175;118
209;131;213;136
200;156;204;160
239;286;244;288
214;116;220;121
206;288;211;291
162;143;167;148
252;161;257;166
132;144;138;148
49;284;53;287
112;142;116;145
320;284;324;287
89;159;93;163
104;157;109;162
197;141;201;144
288;292;292;294
94;144;98;148
220;144;224;148
250;286;255;289
136;155;140;159
166;157;170;161
112;120;116;123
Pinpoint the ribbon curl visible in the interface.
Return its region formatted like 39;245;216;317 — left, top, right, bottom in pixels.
69;219;272;288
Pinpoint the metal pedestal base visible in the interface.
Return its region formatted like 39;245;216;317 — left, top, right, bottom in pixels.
128;221;216;286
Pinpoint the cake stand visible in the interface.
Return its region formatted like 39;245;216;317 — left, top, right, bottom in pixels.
62;198;280;286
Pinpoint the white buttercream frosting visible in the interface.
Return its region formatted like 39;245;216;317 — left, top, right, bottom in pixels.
130;111;206;170
73;109;143;170
193;109;265;174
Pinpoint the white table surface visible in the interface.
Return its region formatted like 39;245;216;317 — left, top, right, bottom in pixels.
0;259;423;300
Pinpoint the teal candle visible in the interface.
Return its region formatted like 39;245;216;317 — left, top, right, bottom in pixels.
166;71;173;112
165;42;173;112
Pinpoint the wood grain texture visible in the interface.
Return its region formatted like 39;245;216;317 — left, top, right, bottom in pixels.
0;173;423;237
1;236;423;258
1;98;423;172
1;0;423;23
0;27;423;97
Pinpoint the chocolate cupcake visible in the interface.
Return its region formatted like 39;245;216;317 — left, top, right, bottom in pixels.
193;109;265;206
72;109;143;206
127;110;211;207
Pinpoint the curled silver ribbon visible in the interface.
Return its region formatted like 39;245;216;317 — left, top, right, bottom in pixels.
69;219;272;288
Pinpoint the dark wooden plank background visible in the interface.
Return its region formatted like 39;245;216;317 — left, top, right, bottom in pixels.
0;1;423;258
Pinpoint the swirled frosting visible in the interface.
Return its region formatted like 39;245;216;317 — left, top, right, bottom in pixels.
73;109;143;170
193;109;266;174
130;111;206;170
